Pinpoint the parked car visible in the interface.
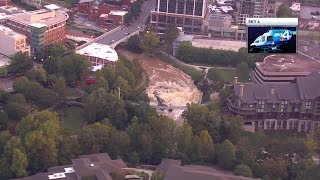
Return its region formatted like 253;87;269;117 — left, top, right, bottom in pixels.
315;11;320;16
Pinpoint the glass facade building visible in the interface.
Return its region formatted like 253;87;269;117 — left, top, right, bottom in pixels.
151;0;207;34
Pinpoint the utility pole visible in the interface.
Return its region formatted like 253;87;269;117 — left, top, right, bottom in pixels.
118;86;121;99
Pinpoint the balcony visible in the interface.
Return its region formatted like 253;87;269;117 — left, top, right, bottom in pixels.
227;98;255;115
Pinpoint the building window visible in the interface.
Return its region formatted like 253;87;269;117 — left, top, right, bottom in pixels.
185;18;192;26
159;15;166;23
291;103;299;112
177;2;184;14
316;100;320;113
305;101;312;112
168;0;176;13
185;1;194;15
193;28;201;32
257;100;265;112
193;19;202;27
280;100;288;112
194;1;203;16
152;14;157;22
167;16;175;24
270;103;276;112
177;17;183;25
159;0;167;12
184;26;192;32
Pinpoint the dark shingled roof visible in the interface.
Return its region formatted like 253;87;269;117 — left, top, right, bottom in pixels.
14;153;127;180
234;71;320;103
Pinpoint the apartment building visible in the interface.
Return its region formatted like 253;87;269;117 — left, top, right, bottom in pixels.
5;7;68;51
238;0;267;25
151;0;208;34
0;25;30;56
227;72;320;132
253;54;320;84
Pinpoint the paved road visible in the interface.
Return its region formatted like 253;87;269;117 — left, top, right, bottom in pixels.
97;0;156;45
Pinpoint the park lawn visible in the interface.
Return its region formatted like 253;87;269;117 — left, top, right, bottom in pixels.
65;88;81;97
62;106;85;134
207;68;237;83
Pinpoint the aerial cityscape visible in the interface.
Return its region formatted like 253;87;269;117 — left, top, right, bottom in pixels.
0;0;320;179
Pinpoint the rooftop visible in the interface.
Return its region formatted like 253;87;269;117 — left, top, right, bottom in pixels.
109;10;127;16
234;71;320;103
290;2;300;12
175;35;194;42
76;43;118;62
7;9;68;27
0;25;25;39
257;54;320;73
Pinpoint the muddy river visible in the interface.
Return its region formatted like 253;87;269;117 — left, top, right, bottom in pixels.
117;49;202;123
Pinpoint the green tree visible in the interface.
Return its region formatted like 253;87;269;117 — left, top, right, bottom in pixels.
0;136;28;179
58;136;80;165
17;111;62;173
142;30;159;55
165;24;179;52
126;35;143;53
236;62;250;82
0;66;8;77
26;67;47;84
95;76;109;91
124;12;134;25
113;76;132;99
235;146;254;167
131;1;142;18
4;102;28;121
151;171;164;180
227;115;244;144
10;149;28;177
263;158;288;180
177;122;195;163
46;43;66;57
183;103;222;141
43;56;60;74
8;52;32;75
60;53;90;85
128;151;140;166
276;4;292;17
0;131;12;154
105;128;130;158
216;139;235;170
52;76;66;103
234;164;253;177
194;130;214;161
0;111;8;130
79;122;110;154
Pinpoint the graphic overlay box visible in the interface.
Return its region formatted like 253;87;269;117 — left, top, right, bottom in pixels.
246;18;298;53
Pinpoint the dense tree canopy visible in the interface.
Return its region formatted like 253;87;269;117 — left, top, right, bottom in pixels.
8;52;32;75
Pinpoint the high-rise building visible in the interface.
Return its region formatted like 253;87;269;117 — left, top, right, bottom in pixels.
5;7;68;51
0;25;30;57
238;0;267;25
151;0;208;34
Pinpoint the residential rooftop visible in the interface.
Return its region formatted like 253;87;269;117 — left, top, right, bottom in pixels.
7;9;68;27
257;54;320;73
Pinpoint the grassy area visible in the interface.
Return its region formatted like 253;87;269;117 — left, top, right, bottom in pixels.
207;68;237;83
61;106;85;134
65;88;81;97
156;53;203;82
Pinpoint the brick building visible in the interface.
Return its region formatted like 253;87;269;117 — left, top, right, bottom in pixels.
227;72;320;132
5;8;68;51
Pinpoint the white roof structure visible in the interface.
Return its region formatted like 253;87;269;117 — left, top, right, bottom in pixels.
78;0;94;3
290;2;300;12
30;23;47;28
77;43;118;62
92;64;104;71
216;0;233;6
208;4;233;13
44;4;60;10
109;10;128;16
